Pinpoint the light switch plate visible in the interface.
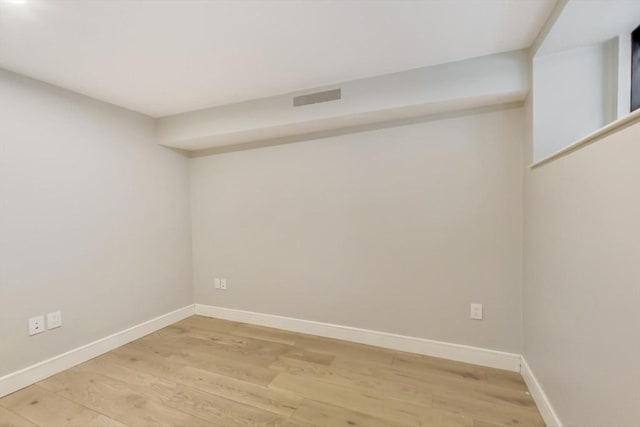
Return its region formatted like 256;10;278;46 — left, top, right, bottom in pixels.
470;303;483;320
47;311;62;329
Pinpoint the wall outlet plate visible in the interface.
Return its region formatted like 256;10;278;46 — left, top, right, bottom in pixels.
47;311;62;329
220;278;227;290
29;316;45;335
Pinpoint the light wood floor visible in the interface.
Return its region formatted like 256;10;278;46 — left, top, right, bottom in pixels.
0;316;544;426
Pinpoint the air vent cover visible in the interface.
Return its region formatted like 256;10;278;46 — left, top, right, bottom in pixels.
293;89;341;107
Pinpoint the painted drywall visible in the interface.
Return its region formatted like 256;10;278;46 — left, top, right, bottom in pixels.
0;69;193;376
614;34;632;120
524;105;640;424
533;42;617;161
536;0;640;56
157;50;529;151
190;107;525;352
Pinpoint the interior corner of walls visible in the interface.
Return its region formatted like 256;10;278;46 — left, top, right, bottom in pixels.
520;356;563;427
2;71;195;385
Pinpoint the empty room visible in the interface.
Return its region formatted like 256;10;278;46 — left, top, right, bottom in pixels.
1;0;639;426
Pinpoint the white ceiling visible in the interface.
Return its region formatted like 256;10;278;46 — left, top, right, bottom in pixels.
537;0;640;55
0;0;556;117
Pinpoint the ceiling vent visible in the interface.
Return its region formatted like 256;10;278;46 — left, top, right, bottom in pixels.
293;88;341;107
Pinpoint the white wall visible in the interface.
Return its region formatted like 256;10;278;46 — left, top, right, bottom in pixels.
614;34;632;119
0;69;193;376
533;42;617;161
190;107;525;352
524;102;640;425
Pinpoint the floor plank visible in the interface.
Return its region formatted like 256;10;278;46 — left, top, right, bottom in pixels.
86;352;302;418
232;323;299;346
332;358;536;409
290;399;398;427
0;385;123;427
0;406;36;427
270;372;471;426
38;369;210;427
270;358;434;407
296;335;396;365
118;338;279;386
392;352;527;392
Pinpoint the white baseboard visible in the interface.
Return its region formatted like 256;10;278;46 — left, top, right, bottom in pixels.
521;356;563;426
1;301;557;424
195;304;521;372
0;304;195;398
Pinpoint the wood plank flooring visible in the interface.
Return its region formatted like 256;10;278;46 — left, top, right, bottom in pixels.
0;316;545;426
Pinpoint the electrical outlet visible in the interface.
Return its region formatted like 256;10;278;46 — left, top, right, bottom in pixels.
470;303;483;320
29;316;45;336
47;311;62;329
220;278;227;290
214;278;221;289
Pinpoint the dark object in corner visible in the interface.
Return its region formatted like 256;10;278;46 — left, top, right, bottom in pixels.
632;25;640;112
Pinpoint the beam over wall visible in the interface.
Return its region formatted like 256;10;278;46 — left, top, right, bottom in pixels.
157;50;529;151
